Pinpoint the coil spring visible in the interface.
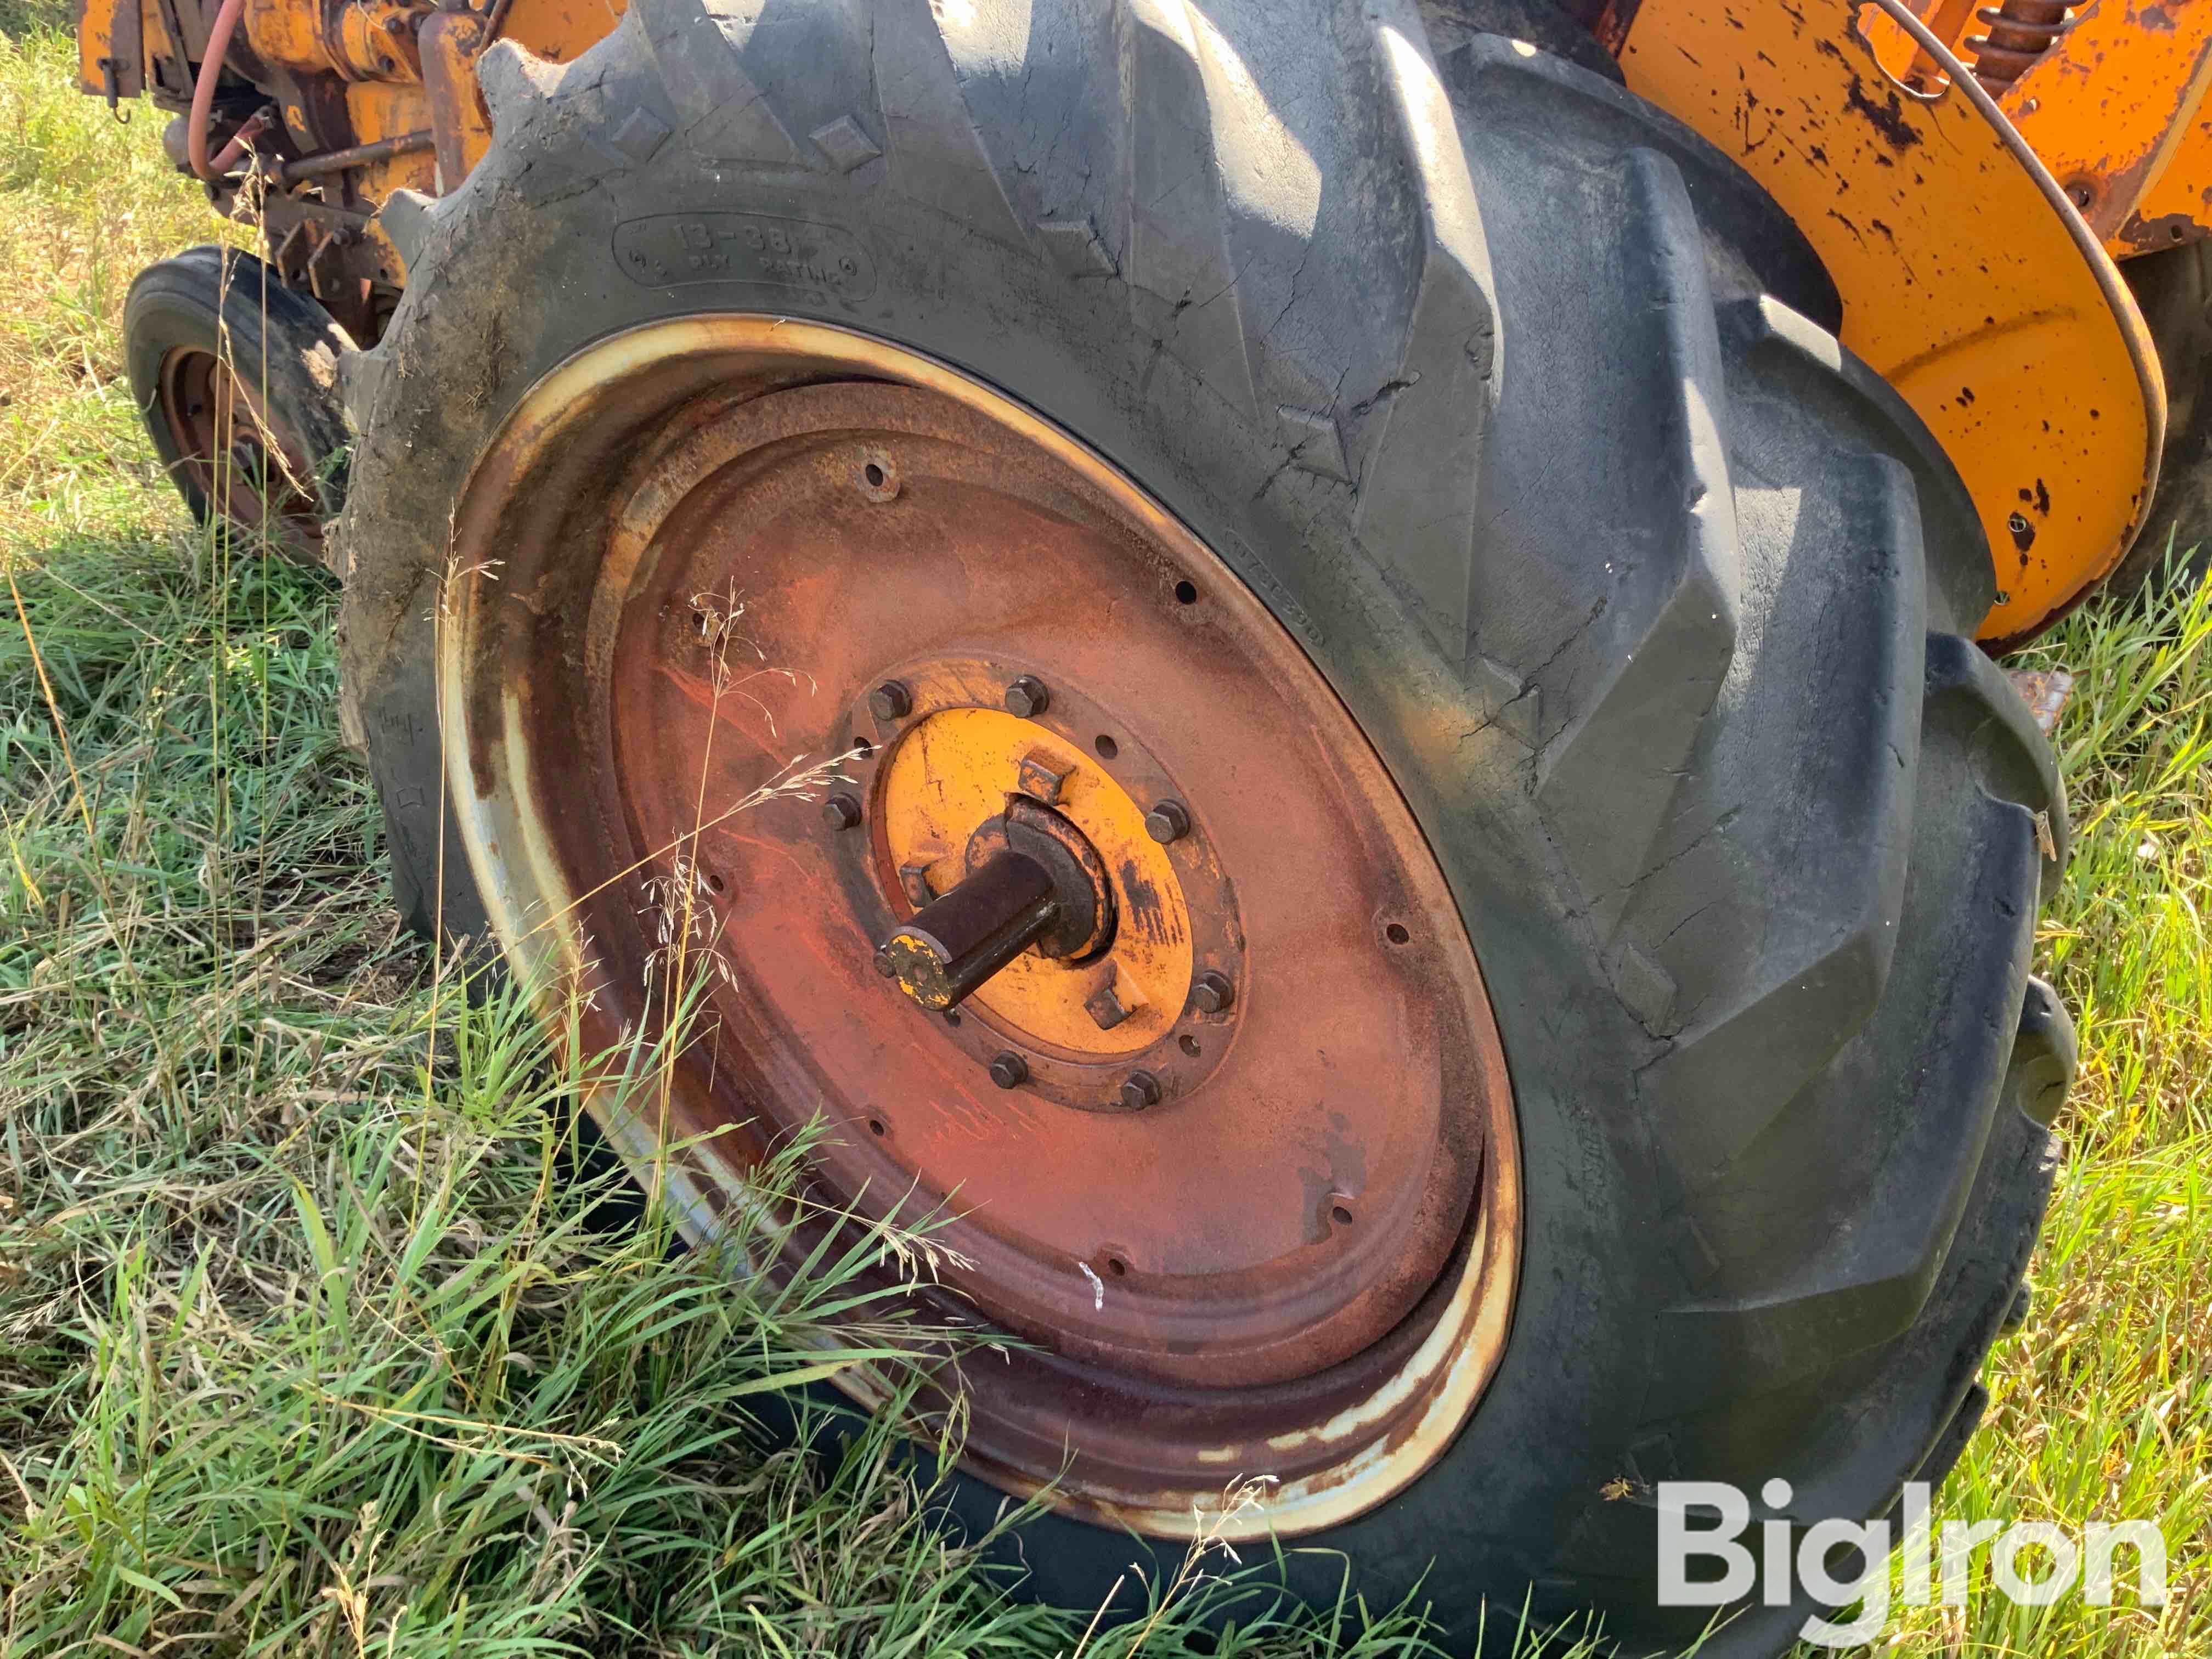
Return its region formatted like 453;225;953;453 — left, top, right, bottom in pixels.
1967;0;2071;92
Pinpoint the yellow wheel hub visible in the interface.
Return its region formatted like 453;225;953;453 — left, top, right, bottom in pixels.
878;706;1192;1058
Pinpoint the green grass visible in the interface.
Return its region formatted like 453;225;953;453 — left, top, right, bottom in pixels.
0;16;2205;1657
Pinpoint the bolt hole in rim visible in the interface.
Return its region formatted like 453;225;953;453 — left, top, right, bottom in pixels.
1094;733;1119;760
858;449;900;501
439;315;1520;1538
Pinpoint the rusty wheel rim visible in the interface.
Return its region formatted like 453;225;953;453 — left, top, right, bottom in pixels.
442;318;1521;1536
156;346;323;550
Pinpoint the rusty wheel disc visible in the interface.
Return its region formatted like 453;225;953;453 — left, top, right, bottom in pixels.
442;318;1521;1536
156;346;323;551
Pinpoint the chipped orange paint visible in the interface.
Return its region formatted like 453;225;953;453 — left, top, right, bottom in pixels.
1621;0;2163;643
1837;0;2212;257
2000;0;2212;250
338;0;627;166
877;707;1195;1058
1853;0;1986;87
417;9;494;181
2118;83;2212;251
77;0;627;166
74;0;129;99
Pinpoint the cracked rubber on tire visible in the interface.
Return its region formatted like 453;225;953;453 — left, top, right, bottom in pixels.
333;3;2071;1651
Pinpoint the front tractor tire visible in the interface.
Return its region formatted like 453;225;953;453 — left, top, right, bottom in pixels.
335;3;2073;1652
125;247;353;563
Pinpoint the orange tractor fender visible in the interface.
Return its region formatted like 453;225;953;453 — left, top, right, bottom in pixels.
1617;0;2169;645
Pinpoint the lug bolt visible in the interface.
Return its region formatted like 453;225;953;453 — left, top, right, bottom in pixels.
1004;675;1051;718
1190;970;1234;1014
1119;1070;1162;1111
823;793;862;831
869;680;912;722
989;1051;1029;1090
1144;799;1190;844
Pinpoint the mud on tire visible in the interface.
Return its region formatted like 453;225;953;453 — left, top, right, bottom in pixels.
334;3;2073;1651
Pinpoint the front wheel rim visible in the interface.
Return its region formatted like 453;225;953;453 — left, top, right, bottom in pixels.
155;345;322;549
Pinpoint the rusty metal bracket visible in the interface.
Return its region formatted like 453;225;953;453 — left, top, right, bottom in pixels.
2002;0;2212;252
277;128;434;187
417;8;491;191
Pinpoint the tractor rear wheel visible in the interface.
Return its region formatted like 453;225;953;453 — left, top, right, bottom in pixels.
124;247;353;564
335;6;2073;1652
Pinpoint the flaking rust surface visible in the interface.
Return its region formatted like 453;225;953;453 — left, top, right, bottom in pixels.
2001;0;2212;251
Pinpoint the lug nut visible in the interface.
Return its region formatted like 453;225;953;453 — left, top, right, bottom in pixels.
822;792;862;831
869;680;912;721
1004;675;1051;718
1144;799;1190;844
989;1052;1029;1090
1190;970;1234;1014
1119;1070;1162;1111
898;862;936;908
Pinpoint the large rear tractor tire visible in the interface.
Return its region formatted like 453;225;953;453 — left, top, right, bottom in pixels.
125;246;353;564
334;4;2073;1652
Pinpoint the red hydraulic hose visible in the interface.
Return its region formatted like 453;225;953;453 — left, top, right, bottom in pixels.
187;0;252;180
